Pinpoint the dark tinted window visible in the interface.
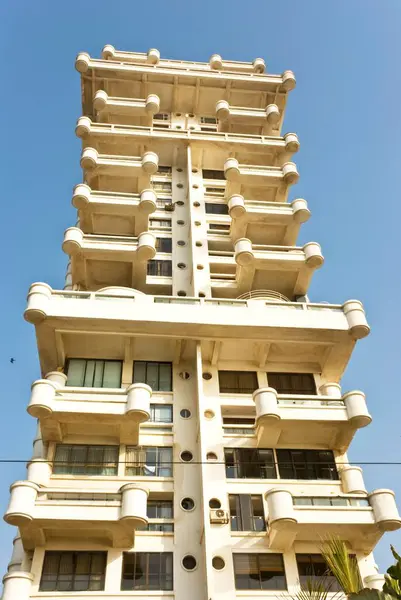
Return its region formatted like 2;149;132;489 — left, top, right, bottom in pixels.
133;361;172;391
276;449;338;480
121;553;173;591
267;373;316;395
147;260;172;277
229;495;265;531
40;551;106;592
219;371;258;394
296;554;342;591
225;448;276;479
155;238;172;253
53;445;119;476
205;203;229;215
233;554;286;590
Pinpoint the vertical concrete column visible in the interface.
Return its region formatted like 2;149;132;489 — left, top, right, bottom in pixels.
171;149;192;296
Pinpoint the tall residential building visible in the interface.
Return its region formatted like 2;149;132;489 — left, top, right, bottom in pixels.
2;45;400;600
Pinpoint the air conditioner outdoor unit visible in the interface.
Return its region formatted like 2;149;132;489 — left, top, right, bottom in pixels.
209;509;229;524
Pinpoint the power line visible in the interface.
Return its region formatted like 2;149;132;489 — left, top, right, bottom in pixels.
0;459;400;466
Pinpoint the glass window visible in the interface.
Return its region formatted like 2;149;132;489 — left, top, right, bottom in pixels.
150;404;173;423
267;373;316;395
218;371;258;394
225;448;276;479
155;238;172;253
203;169;225;180
205;203;229;215
147;260;172;277
53;445;119;476
125;446;173;477
40;551;106;592
229;495;265;532
200;116;217;124
276;449;338;481
121;553;173;591
66;359;122;388
152;182;172;193
133;361;172;391
153;113;170;121
296;554;342;592
209;223;230;231
149;218;172;227
233;553;286;590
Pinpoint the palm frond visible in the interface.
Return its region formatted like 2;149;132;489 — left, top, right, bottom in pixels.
282;575;343;600
320;535;363;594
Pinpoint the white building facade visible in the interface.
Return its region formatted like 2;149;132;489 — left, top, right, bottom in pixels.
2;45;400;600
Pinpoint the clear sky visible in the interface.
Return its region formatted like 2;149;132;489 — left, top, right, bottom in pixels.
0;0;400;577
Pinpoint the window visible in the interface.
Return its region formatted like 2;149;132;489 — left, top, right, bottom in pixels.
146;500;174;532
150;404;173;423
147;260;172;277
156;165;172;174
293;496;370;507
229;495;265;532
149;218;172;227
276;449;338;480
267;373;316;395
155;237;172;253
203;169;225;180
125;446;173;477
53;445;119;476
225;448;276;479
40;551;106;592
66;359;122;388
296;554;342;591
209;223;230;231
200;116;217;124
121;553;173;591
154;113;170;121
205;186;225;195
205;203;229;215
133;361;172;391
233;554;286;590
152;182;172;193
218;371;258;394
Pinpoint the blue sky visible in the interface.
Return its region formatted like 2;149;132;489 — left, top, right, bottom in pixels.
0;0;400;576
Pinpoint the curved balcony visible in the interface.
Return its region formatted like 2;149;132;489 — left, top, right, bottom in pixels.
27;373;151;444
265;487;401;552
72;184;157;236
93;91;160;118
4;482;149;549
2;571;34;600
253;386;371;450
224;157;299;202
61;228;157;290
216;101;282;134
228;196;310;245
79;146;158;190
209;240;323;298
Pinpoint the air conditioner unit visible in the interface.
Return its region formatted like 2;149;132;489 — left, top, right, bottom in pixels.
209;509;229;524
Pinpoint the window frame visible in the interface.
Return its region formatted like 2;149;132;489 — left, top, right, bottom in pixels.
149;404;173;423
125;446;173;477
225;448;277;480
147;260;173;277
52;444;119;476
276;449;339;481
218;370;258;394
65;358;122;388
229;494;266;532
133;361;173;391
233;553;287;591
296;554;342;592
266;372;317;395
39;551;107;592
121;552;173;591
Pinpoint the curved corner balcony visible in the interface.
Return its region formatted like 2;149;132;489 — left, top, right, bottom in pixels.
253;386;372;450
228;196;310;246
27;373;151;445
209;240;323;298
216;100;283;135
78;145;159;189
264;487;401;552
224;157;299;202
62;228;158;290
93;90;160;119
72;184;157;236
4;481;148;549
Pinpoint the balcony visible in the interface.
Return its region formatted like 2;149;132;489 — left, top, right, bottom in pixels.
94;90;160;121
228;197;310;245
4;482;148;548
224;158;299;202
24;285;369;380
253;386;371;451
75;117;300;166
265;488;401;552
62;228;158;290
209;240;323;298
216;100;283;135
79;145;158;193
27;373;151;445
72;185;158;236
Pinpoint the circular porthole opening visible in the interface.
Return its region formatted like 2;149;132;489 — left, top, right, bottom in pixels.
176;200;184;206
177;290;187;297
203;372;212;380
177;240;186;247
197;264;204;270
181;497;195;511
196;241;203;247
180;451;193;462
176;113;182;117
177;220;185;226
180;409;191;419
188;113;195;118
192;168;198;174
204;409;215;420
177;263;187;270
177;167;183;172
182;555;197;571
176;125;182;129
199;292;206;298
194;220;201;226
193;184;199;189
212;556;225;571
179;371;191;380
207;452;218;461
177;183;184;189
189;126;196;131
209;498;221;509
193;201;200;207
